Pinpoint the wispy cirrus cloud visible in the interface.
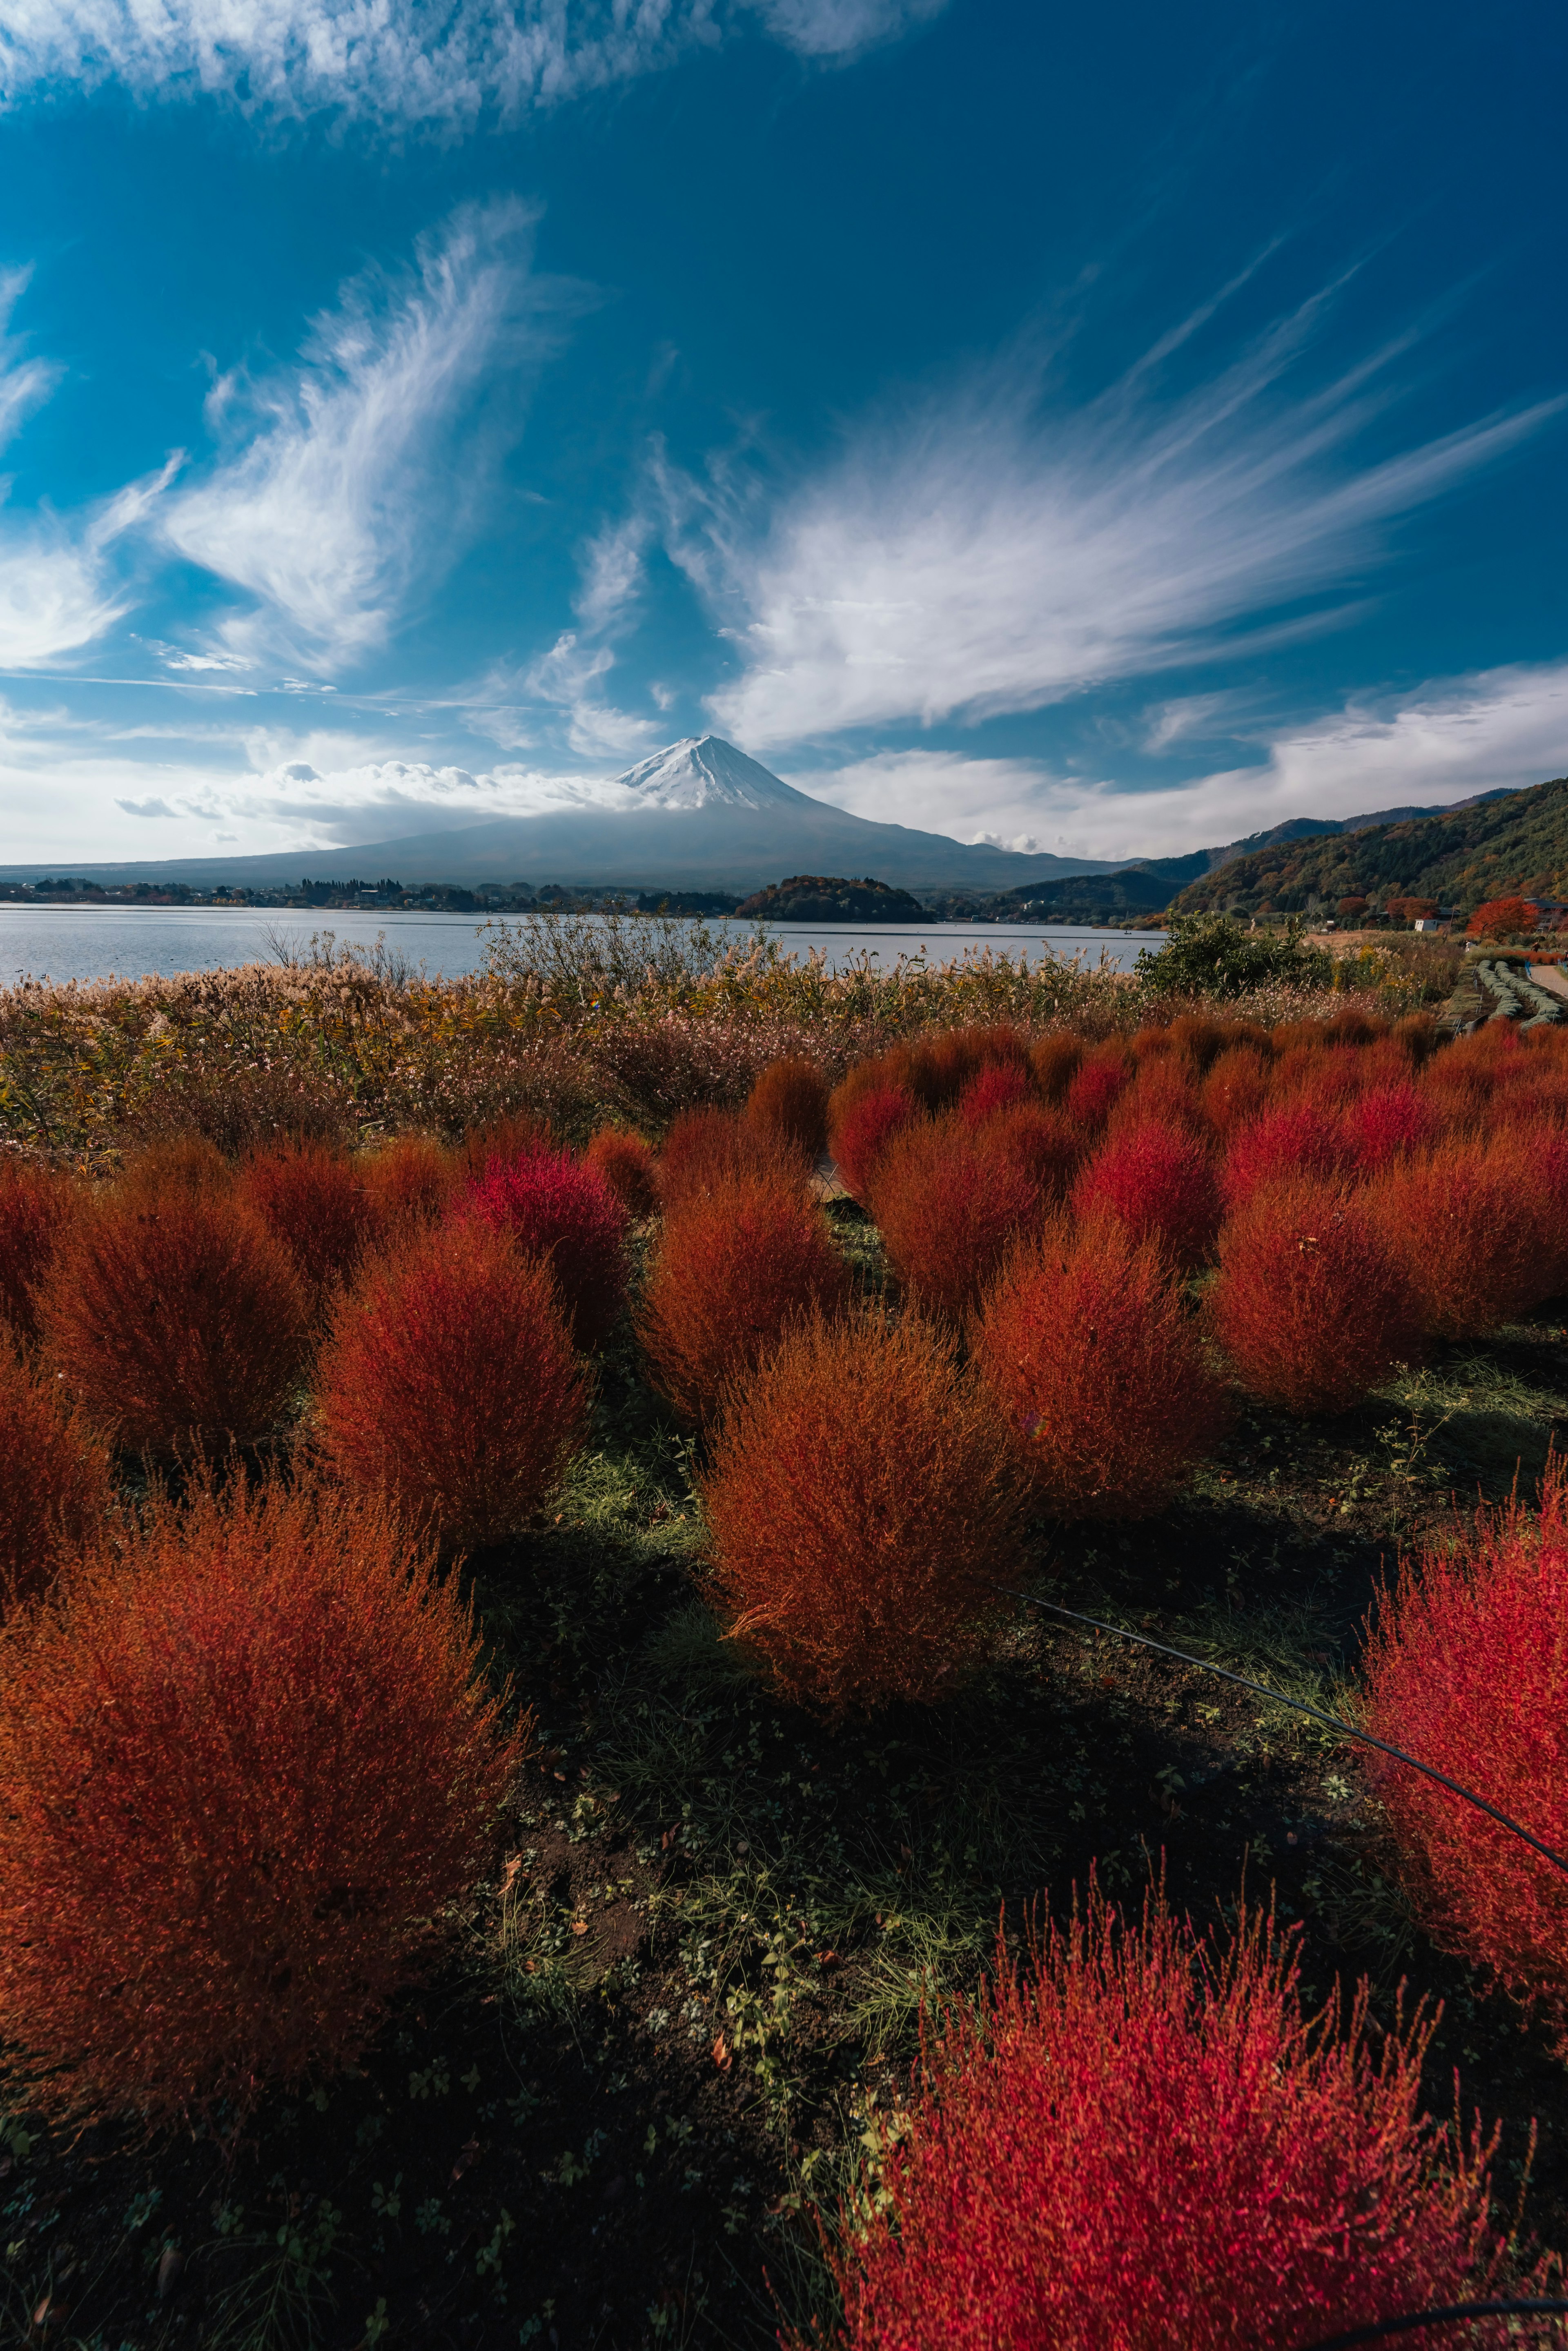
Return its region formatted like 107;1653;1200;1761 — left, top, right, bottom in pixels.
0;0;941;130
664;289;1564;749
0;268;184;665
159;198;583;675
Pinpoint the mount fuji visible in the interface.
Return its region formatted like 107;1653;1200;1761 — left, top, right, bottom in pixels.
2;738;1120;892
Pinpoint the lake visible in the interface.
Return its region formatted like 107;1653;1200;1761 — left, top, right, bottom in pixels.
0;905;1165;988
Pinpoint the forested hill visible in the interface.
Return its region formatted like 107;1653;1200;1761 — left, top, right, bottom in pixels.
1169;775;1568;918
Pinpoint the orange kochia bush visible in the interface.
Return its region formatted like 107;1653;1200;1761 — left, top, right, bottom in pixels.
314;1217;588;1551
639;1172;851;1422
703;1309;1025;1718
972;1217;1230;1519
38;1190;312;1460
238;1137;384;1311
871;1116;1043;1319
826;1882;1528;2351
746;1054;830;1160
0;1341;114;1616
0;1470;521;2123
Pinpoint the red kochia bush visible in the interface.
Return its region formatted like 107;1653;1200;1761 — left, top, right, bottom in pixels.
584;1124;660;1218
0;1470;520;2123
871;1117;1043;1319
1209;1178;1424;1414
466;1143;628;1348
639;1173;852;1422
316;1219;588;1552
0;1342;113;1616
972;1217;1229;1518
957;1061;1033;1128
1363;1452;1568;2050
1223;1100;1354;1209
1062;1045;1131;1129
1343;1082;1443;1172
746;1055;830;1161
0;1159;74;1344
704;1310;1025;1717
828;1881;1521;2351
38;1193;311;1460
1368;1137;1542;1337
982;1102;1082;1204
1073;1119;1221;1270
829;1082;920;1201
239;1139;384;1310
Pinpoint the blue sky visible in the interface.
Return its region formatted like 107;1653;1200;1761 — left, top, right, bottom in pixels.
0;0;1563;865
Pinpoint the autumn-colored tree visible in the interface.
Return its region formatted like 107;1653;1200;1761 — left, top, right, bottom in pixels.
1466;896;1537;941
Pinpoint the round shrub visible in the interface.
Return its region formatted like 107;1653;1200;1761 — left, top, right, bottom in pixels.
746;1055;830;1161
1368;1138;1542;1337
1222;1100;1359;1210
829;1081;921;1202
38;1192;312;1460
640;1173;852;1423
826;1882;1521;2351
982;1102;1082;1204
360;1133;458;1230
913;1025;1028;1113
457;1111;553;1189
116;1134;233;1200
0;1341;113;1616
0;1470;520;2124
316;1217;588;1552
1072;1118;1221;1270
1209;1177;1424;1413
466;1143;628;1348
957;1061;1034;1128
871;1116;1043;1320
1363;1451;1568;2050
1062;1045;1131;1129
1029;1031;1083;1103
0;1159;75;1346
703;1310;1025;1718
972;1217;1229;1518
1200;1045;1273;1139
584;1124;660;1218
659;1107;804;1212
1343;1081;1443;1172
239;1138;384;1312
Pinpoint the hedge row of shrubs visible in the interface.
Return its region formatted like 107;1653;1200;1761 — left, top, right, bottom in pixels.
1;1009;1566;2343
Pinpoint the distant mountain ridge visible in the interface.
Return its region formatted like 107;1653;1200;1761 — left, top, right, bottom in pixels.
1169;778;1568;918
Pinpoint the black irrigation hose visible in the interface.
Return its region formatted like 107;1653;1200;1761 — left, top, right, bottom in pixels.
994;1591;1568;1883
1301;2301;1568;2347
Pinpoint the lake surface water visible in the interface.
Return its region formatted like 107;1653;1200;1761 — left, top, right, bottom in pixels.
0;905;1164;988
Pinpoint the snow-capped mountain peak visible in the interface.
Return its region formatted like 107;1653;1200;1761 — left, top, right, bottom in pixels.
613;735;812;812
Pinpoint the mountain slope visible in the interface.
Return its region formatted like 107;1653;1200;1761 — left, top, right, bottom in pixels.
0;737;1123;896
1169;776;1568;918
